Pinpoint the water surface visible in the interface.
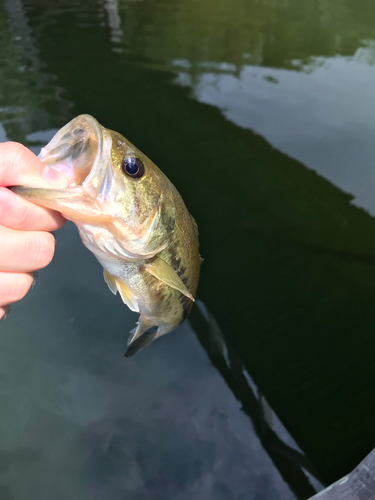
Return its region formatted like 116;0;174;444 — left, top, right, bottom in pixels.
1;0;375;498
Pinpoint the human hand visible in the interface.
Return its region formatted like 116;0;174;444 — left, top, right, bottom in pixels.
0;142;69;320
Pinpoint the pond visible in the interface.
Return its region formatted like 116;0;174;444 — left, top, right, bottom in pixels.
1;0;375;499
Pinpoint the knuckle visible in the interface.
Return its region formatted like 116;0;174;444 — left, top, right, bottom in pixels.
1;141;17;157
17;202;34;230
2;142;25;169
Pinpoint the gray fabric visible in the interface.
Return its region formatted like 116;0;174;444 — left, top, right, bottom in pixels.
309;449;375;500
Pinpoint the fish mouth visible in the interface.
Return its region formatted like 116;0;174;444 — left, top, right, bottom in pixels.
39;114;111;198
11;114;114;221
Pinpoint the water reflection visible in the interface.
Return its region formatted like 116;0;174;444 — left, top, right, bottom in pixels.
110;0;375;69
103;0;375;214
173;54;375;215
1;0;375;498
0;223;297;500
0;0;72;143
190;303;323;499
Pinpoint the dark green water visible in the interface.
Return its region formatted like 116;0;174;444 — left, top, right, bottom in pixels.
1;0;375;498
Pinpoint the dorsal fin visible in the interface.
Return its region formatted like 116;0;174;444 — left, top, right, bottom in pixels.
190;214;199;242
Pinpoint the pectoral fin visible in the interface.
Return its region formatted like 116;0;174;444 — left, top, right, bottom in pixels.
103;269;118;295
145;256;195;302
114;278;139;312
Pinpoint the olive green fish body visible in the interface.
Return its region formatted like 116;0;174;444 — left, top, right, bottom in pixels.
12;115;201;353
88;182;200;337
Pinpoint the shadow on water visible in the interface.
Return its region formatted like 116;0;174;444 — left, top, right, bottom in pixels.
2;0;375;497
190;303;320;500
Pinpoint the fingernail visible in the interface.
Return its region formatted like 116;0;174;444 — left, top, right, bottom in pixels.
31;272;39;289
42;166;69;188
0;305;11;321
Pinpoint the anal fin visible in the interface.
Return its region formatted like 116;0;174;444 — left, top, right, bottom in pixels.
154;324;175;339
145;256;194;302
128;315;154;345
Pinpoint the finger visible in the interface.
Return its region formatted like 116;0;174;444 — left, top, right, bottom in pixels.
0;271;34;307
0;305;9;320
0;225;55;272
0;187;66;231
0;142;69;188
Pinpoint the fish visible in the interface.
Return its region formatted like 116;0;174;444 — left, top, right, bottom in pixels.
12;114;201;356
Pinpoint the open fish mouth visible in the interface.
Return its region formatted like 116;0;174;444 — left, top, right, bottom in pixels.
11;115;115;221
38;114;112;199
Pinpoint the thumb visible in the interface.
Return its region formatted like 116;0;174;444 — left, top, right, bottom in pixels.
0;142;69;189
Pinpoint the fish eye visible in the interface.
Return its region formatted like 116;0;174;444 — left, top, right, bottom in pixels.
122;157;144;178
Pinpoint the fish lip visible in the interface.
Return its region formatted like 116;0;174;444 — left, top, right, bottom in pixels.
39;114;112;200
81;116;112;199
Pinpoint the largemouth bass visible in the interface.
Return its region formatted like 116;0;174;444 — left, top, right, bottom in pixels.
12;115;201;356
